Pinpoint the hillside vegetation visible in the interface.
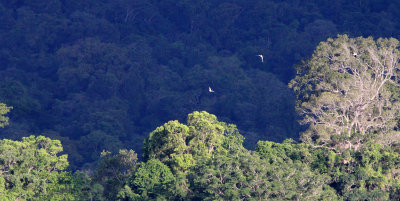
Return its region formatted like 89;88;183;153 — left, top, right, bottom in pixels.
2;1;400;168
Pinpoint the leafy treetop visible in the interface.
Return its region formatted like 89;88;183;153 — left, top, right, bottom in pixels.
290;35;400;149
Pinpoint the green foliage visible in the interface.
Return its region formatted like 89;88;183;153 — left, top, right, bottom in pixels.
256;140;295;163
120;159;175;201
255;140;339;200
0;103;11;128
3;1;400;199
143;111;243;199
190;149;272;200
144;111;240;173
328;143;400;200
92;149;138;200
186;111;225;159
144;120;191;172
2;0;400;171
263;140;400;201
2;110;400;200
0;135;75;200
286;34;400;200
142;112;341;200
69;171;107;201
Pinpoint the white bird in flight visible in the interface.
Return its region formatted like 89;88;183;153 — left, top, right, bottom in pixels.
353;52;357;57
257;54;264;62
209;86;214;93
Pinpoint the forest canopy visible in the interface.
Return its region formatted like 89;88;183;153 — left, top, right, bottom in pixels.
2;0;400;169
2;0;400;199
2;35;400;200
1;110;400;200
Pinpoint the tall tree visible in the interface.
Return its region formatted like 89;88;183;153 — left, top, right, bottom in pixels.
143;111;238;173
0;136;73;200
143;111;245;199
289;35;400;149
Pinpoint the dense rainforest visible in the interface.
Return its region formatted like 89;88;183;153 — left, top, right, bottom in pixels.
2;0;400;200
2;0;400;169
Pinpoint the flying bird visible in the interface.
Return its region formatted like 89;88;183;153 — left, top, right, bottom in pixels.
209;86;214;93
257;54;264;62
353;52;357;57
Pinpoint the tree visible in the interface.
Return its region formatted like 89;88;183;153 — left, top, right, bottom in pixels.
92;149;138;200
190;149;273;201
289;35;400;148
143;120;191;173
143;111;238;173
255;140;339;200
323;143;400;200
188;138;338;201
0;136;72;200
118;159;175;201
186;111;225;159
143;111;246;199
0;103;11;127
